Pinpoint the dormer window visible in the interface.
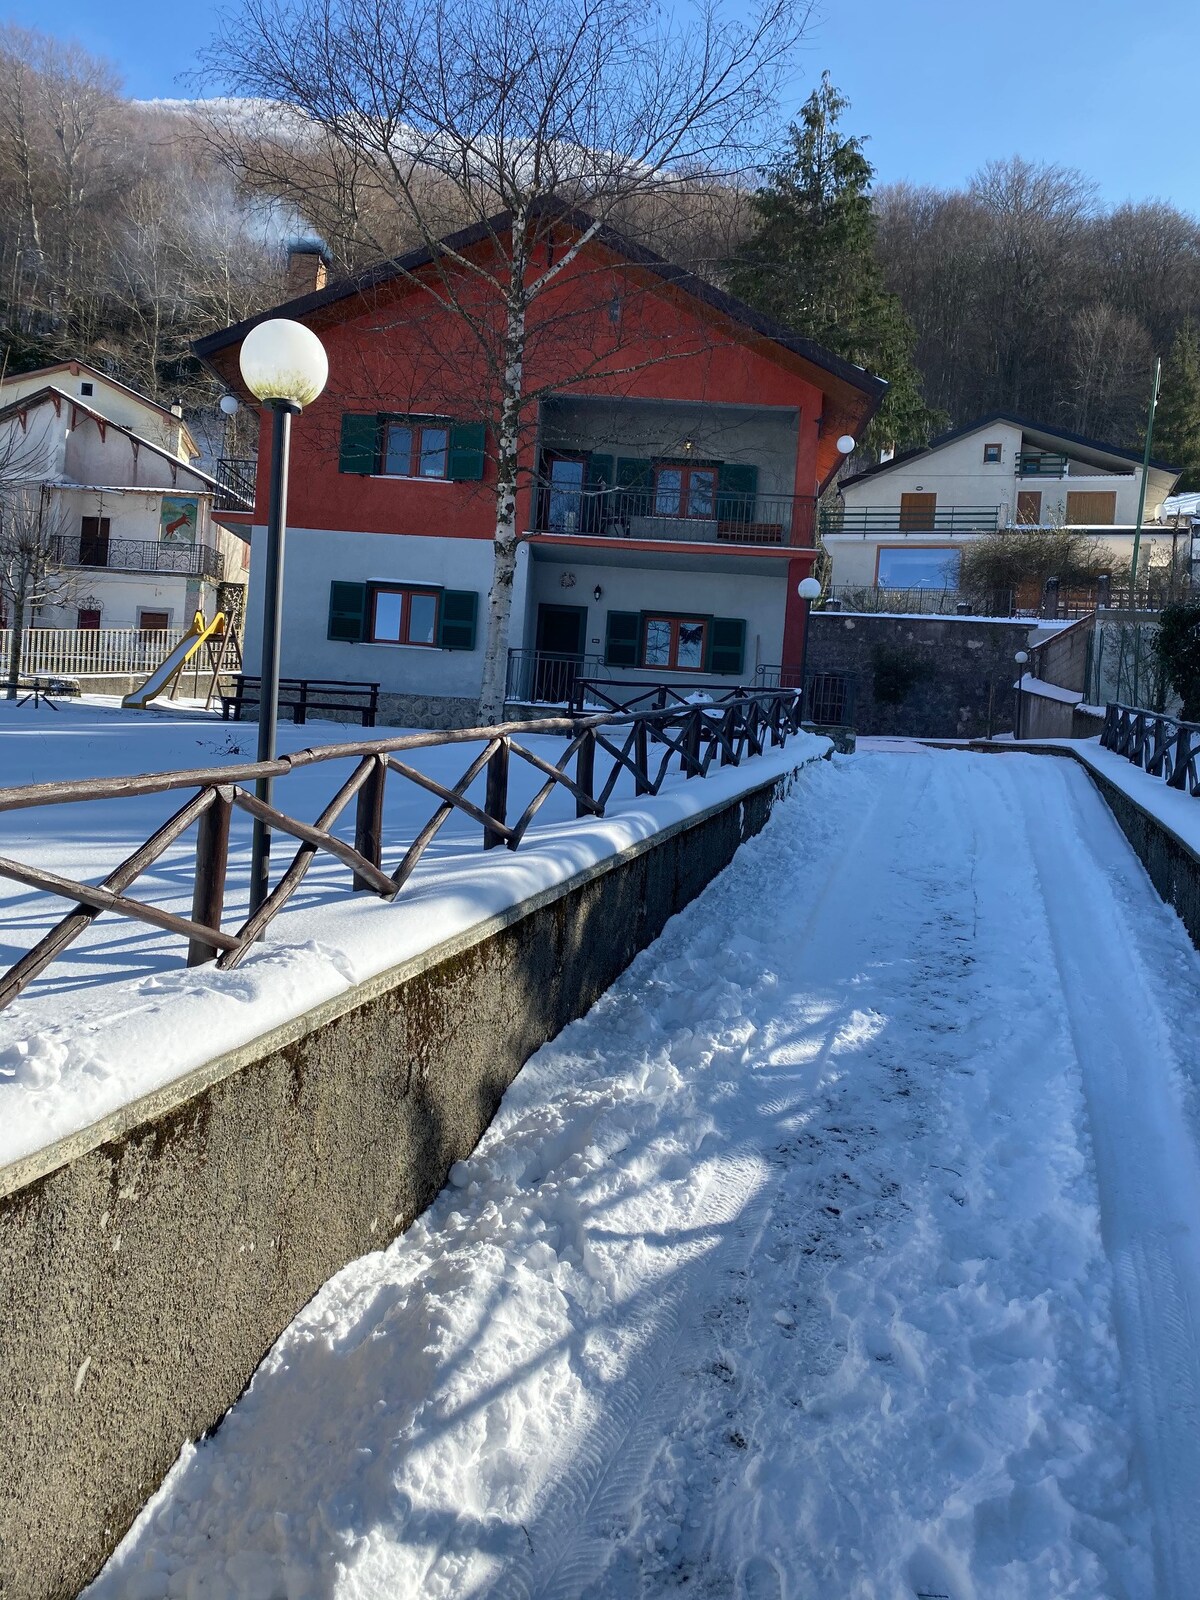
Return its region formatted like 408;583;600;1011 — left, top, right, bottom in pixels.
80;381;94;397
983;442;1001;463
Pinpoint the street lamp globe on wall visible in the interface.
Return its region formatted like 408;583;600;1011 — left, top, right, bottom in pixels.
836;434;857;456
238;317;329;917
1013;650;1029;741
797;576;823;715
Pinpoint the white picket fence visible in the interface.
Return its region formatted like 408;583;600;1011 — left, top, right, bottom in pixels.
0;627;187;678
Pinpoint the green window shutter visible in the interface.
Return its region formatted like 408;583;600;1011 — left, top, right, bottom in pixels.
328;581;367;641
583;454;614;532
586;454;614;490
707;616;746;675
448;423;486;481
716;463;758;523
616;458;653;517
605;610;641;667
339;414;380;475
615;458;653;489
438;588;478;650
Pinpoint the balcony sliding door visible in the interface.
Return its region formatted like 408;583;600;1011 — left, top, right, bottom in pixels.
79;516;110;567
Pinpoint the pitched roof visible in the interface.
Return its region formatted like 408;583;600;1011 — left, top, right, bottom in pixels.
0;385;240;501
193;197;887;407
840;410;1181;487
0;359;200;456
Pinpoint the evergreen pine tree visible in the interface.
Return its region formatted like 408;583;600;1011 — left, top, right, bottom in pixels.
727;74;940;457
1154;322;1200;492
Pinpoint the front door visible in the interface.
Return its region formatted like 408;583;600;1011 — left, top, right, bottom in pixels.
899;493;937;532
1016;491;1042;525
534;603;587;702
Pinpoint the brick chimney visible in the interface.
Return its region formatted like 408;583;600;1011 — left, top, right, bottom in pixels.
285;240;331;300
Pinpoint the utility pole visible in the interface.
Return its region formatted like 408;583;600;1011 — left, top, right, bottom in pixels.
1129;356;1162;605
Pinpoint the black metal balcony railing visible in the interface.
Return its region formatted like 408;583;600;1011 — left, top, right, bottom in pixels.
1015;452;1070;477
213;457;256;511
531;486;817;547
505;650;608;705
819;505;1003;535
50;536;225;582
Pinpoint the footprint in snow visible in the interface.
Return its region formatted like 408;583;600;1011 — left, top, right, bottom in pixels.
738;1554;784;1600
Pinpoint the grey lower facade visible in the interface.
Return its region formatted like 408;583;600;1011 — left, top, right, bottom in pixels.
0;764;801;1600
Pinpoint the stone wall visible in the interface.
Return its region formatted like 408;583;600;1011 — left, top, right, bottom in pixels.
808;613;1039;739
0;762;805;1600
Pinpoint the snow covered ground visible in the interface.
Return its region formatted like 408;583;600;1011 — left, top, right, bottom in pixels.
0;699;820;1168
87;747;1200;1600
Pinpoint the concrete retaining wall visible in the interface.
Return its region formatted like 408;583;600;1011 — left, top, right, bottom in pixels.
0;764;801;1600
808;613;1039;738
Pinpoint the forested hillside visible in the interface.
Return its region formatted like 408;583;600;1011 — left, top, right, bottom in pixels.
2;22;1198;480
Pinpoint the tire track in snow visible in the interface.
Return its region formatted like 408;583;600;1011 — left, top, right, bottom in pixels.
1012;753;1200;1600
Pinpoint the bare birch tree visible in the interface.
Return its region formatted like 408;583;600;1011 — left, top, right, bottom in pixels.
199;0;809;719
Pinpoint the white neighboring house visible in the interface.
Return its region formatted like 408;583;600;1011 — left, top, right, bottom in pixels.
824;414;1183;593
0;361;251;633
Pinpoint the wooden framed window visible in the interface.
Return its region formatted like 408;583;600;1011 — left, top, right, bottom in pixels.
77;607;101;630
653;465;717;519
642;614;708;671
79;515;110;566
369;585;442;645
382;419;450;479
983;442;1002;464
138;609;170;631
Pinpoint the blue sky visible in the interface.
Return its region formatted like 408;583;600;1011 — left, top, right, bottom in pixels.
8;0;1200;214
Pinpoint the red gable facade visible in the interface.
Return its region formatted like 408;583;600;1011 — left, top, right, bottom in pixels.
197;209;884;724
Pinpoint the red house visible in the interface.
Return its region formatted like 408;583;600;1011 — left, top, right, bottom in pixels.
196;206;884;724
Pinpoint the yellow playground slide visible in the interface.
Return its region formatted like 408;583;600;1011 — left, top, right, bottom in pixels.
122;611;228;709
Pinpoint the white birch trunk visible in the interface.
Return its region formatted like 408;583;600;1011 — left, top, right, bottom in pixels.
478;223;529;724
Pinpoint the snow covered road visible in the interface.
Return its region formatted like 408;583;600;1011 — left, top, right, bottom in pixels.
90;749;1200;1600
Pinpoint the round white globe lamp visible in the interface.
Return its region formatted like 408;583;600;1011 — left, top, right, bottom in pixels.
836;434;857;455
239;318;328;407
219;393;240;417
238;317;329;916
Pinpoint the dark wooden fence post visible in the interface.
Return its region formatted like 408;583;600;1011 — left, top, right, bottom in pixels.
188;787;233;966
484;739;510;849
683;708;701;777
352;755;387;888
575;728;596;817
721;705;739;766
634;718;651;795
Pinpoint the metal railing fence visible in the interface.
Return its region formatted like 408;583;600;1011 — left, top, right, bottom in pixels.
0;627;186;678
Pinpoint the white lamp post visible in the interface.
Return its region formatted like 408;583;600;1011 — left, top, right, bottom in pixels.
238;317;329;916
1014;649;1029;740
797;575;823;714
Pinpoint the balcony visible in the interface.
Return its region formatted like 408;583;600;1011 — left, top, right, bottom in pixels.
1015;451;1070;478
530;485;816;547
212;457;256;511
820;505;1003;535
50;535;225;582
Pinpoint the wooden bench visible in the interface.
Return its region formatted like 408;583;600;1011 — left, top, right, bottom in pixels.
220;675;381;728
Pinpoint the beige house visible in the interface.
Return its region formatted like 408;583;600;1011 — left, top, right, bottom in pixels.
0;361;250;631
823;414;1182;594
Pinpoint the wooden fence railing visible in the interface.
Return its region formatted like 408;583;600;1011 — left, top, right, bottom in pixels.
1100;703;1200;797
0;690;804;1014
